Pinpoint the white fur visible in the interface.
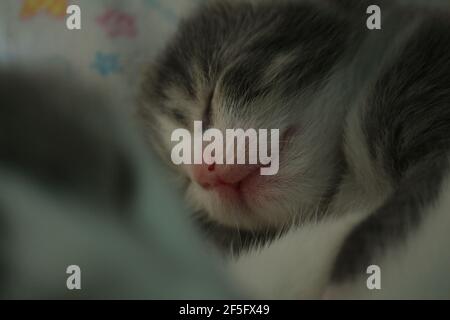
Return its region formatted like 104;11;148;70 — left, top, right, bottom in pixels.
327;167;450;299
228;213;365;299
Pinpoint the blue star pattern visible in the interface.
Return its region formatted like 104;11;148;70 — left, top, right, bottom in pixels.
91;52;122;77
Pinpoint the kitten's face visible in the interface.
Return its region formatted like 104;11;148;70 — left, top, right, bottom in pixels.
140;1;352;230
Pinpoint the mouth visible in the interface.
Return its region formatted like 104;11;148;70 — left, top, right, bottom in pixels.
199;126;297;202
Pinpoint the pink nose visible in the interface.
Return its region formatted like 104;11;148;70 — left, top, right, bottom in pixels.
192;162;261;190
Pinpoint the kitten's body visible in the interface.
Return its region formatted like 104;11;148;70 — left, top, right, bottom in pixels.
140;0;450;298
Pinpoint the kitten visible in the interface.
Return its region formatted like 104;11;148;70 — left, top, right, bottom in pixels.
139;0;450;298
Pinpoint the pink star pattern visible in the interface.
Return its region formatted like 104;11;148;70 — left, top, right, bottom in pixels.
97;9;137;38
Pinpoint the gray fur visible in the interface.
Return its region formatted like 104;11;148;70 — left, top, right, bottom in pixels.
333;14;450;282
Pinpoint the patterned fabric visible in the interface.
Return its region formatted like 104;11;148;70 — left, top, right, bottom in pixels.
0;0;201;97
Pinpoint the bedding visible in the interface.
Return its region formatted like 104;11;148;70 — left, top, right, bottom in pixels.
0;0;201;97
0;0;234;299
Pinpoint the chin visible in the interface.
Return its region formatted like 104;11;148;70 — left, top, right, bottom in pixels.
185;173;302;231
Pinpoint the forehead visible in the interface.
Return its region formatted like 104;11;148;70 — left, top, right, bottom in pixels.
152;1;353;102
